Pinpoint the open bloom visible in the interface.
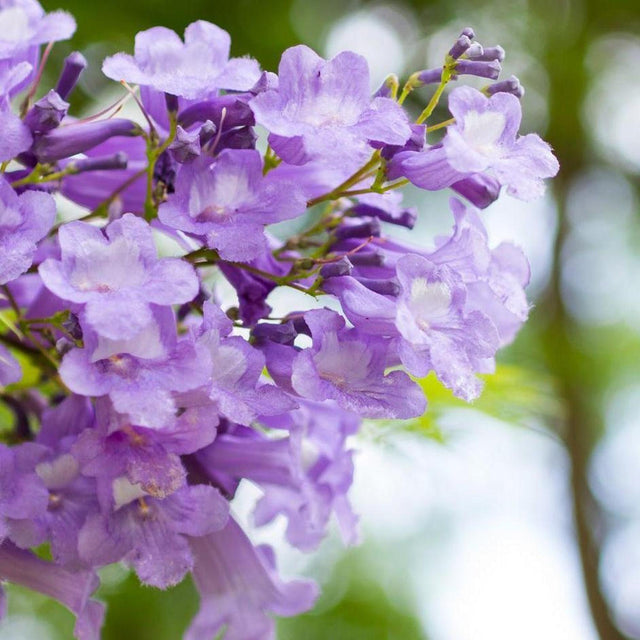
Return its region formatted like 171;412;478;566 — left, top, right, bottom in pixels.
39;214;198;340
250;45;411;164
102;20;260;99
390;86;559;200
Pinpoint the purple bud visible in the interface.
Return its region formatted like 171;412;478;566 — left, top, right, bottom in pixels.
252;320;298;345
34;118;141;163
416;68;443;85
169;126;201;163
62;313;82;340
449;36;472;60
486;75;524;98
24;90;69;133
335;218;381;240
451;174;501;209
199;120;217;146
357;277;400;296
350;203;417;229
465;42;484;58
55;51;87;100
154;150;177;187
454;59;501;80
320;257;353;278
374;74;399;98
460;27;475;40
73;152;128;174
165;93;179;115
179;97;255;130
467;45;506;62
216;126;257;152
348;250;385;267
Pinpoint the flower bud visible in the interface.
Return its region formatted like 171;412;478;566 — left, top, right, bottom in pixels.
55;51;87;100
24;90;69;133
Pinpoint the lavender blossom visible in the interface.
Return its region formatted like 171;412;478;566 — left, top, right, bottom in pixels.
59;308;210;428
159;150;306;261
186;302;296;424
250;45;411;164
391;86;559;200
186;517;318;640
0;62;33;160
289;309;426;419
78;482;228;588
0;0;75;59
39;214;198;340
0;444;48;546
0;176;55;284
102;21;261;99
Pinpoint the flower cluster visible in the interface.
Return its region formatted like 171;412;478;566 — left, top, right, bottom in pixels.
0;5;558;639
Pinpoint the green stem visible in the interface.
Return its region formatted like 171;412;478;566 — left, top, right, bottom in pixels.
416;66;452;125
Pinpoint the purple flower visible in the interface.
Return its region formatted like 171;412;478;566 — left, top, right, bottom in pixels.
185;302;296;424
78;483;228;588
72;397;216;510
0;0;75;58
0;542;104;640
186;516;318;640
0;176;55;284
0;62;33;160
391;86;559;200
59;308;211;428
429;198;530;345
158;150;306;261
0;444;49;546
39;214;198;340
395;254;499;400
289;309;425;419
250;45;411;164
255;400;360;550
0;0;75;97
102;21;261;100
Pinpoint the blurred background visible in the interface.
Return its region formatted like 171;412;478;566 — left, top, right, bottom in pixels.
3;0;640;638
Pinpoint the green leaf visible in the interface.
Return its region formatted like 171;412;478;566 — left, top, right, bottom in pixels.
369;365;562;442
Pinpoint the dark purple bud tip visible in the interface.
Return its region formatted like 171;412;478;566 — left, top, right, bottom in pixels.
467;45;505;62
320;257;353;279
55;51;87;100
24;90;69;133
169;125;200;163
449;35;472;60
486;75;524;98
335;218;382;240
252;320;298;345
199;120;218;146
416;68;443;85
165;93;179;115
451;174;501;209
460;27;475;40
217;126;257;152
374;74;399;99
454;59;501;80
357;277;400;297
348;250;385;267
62;313;82;340
73;152;128;174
